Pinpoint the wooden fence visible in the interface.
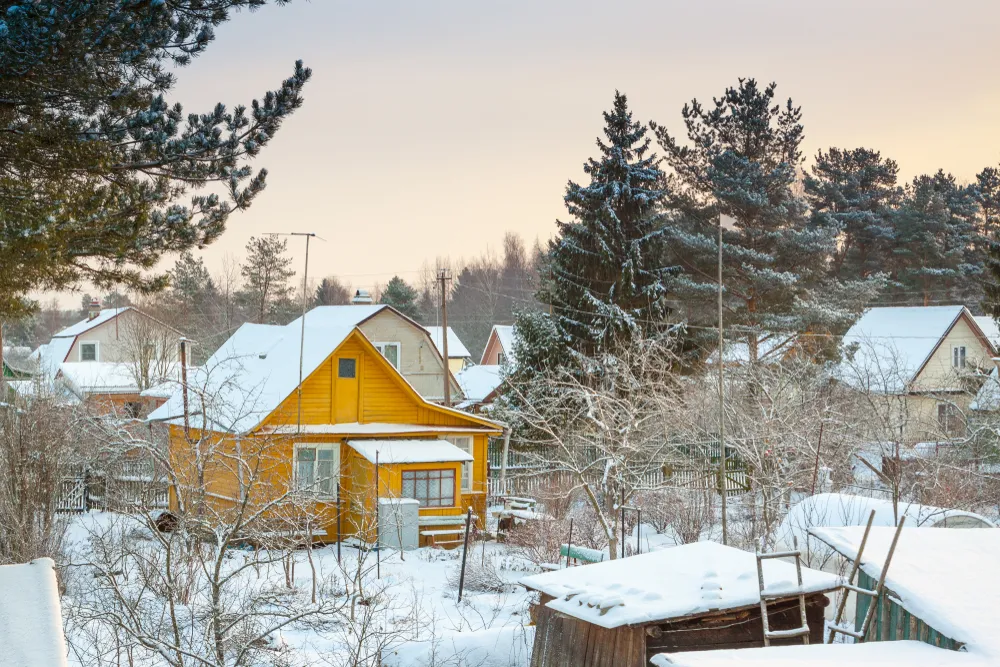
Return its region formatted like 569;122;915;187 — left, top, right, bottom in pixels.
56;459;169;513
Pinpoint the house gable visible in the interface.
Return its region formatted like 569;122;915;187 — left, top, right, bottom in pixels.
480;327;507;366
261;329;497;432
911;310;994;392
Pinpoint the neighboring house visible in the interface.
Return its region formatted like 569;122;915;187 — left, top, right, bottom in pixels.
424;326;473;373
30;303;183;415
2;346;35;379
480;325;516;366
455;364;503;412
290;305;462;403
838;305;995;444
0;557;69;667
147;319;502;546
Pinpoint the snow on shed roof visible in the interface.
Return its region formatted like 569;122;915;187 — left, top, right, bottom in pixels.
519;541;841;629
0;557;69;667
53;307;130;338
346;439;473;464
424;326;471;359
810;527;1000;657
455;365;503;403
776;493;993;565
839;305;971;393
59;362;182;395
651;640;986;667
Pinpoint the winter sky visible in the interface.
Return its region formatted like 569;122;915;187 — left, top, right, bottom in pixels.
44;0;1000;303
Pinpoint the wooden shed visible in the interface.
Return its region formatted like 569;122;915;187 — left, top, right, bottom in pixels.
811;526;1000;656
521;542;841;667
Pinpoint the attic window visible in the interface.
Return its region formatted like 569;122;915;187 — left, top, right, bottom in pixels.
952;346;967;369
338;358;356;378
80;342;97;362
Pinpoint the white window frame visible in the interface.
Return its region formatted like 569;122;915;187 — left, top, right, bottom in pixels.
79;341;99;362
445;435;474;492
293;443;339;501
374;342;401;370
952;345;967;369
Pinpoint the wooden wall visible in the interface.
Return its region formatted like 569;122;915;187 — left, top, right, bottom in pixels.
530;601;646;667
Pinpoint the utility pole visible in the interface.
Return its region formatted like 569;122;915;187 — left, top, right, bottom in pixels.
718;217;728;546
179;337;190;442
266;232;319;433
438;268;452;407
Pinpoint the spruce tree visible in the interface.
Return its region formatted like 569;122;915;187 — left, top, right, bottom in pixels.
0;1;310;320
538;91;671;355
239;236;295;324
379;276;421;319
892;171;982;306
804;148;902;280
652;79;879;362
314;277;351;306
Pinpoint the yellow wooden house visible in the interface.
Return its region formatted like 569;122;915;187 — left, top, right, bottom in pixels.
148;312;503;546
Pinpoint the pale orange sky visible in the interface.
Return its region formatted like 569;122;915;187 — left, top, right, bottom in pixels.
42;0;1000;307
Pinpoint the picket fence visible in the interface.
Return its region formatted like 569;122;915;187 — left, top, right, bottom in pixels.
57;460;169;513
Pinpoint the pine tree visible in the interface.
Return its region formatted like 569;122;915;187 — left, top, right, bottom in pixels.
379;276;421;319
538;91;671;356
652;79;879;363
892;171;982;306
314;277;351;306
239;236;295;324
0;1;310;320
170;252;217;305
804;148;902;280
980;164;1000;318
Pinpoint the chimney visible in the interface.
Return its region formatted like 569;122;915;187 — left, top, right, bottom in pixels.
88;298;101;321
351;289;373;305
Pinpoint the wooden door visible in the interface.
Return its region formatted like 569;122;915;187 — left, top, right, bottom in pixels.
334;356;360;422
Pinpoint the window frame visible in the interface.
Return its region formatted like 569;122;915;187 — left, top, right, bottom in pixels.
937;403;961;436
293;443;340;501
337;357;357;379
79;341;99;362
952;345;967;369
445;435;474;492
373;342;402;370
400;468;456;508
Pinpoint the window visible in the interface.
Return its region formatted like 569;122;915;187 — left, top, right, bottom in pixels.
80;342;97;362
338;358;356;378
445;436;473;492
952;346;967;369
401;469;455;507
498;351;506;365
938;403;961;436
295;444;339;499
374;342;401;369
124;401;143;419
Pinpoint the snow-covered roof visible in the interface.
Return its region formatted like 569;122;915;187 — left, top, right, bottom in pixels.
652;641;985;667
838;305;971;393
707;334;797;365
455;365;503;403
147;308;500;435
775;493;993;568
59;362;182;396
971;366;1000;411
973;315;1000;347
424;326;471;359
0;557;69;667
53;307;130;339
346;439;473;464
31;338;75;379
261;422;498;435
810;527;1000;657
519;541;841;629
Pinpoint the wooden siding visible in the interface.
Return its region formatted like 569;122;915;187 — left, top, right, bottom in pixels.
531;601;646;667
855;571;962;650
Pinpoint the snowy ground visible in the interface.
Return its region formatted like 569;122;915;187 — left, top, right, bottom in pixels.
60;512;536;667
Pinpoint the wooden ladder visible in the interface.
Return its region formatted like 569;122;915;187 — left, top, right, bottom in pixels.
756;536;811;646
826;511;906;644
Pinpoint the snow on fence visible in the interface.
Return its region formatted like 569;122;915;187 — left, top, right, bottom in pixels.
56;460;169;513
